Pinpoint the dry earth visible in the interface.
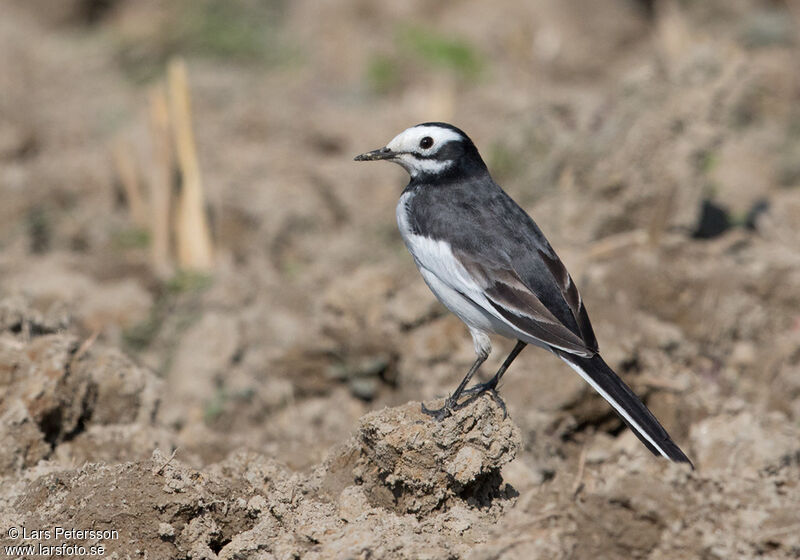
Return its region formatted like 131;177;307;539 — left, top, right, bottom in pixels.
1;1;800;558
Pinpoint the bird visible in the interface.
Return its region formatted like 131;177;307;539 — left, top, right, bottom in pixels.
354;122;692;466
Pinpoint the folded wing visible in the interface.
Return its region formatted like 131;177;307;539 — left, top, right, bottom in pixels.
453;247;596;357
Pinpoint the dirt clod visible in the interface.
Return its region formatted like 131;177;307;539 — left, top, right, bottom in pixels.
333;398;520;516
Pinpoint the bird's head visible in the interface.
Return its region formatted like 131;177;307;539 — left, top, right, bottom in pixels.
354;122;486;180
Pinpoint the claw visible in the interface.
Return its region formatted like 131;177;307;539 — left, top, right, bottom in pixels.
486;390;508;418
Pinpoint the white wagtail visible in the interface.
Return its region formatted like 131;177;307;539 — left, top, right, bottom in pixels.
355;122;692;465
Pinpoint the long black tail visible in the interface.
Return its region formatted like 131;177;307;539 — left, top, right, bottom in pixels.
558;352;693;467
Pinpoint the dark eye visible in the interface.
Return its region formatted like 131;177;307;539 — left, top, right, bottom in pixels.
419;136;433;149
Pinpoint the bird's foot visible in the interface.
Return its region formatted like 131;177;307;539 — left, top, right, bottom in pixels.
461;378;498;395
459;381;507;418
421;383;508;420
421;397;456;421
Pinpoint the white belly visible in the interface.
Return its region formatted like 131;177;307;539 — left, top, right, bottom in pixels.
417;266;516;336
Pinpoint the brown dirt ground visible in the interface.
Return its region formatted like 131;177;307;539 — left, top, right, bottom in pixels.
2;1;800;558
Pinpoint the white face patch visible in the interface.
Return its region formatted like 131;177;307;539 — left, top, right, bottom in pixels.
384;125;464;177
394;154;453;177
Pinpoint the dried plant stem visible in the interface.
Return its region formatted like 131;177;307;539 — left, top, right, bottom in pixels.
167;58;213;271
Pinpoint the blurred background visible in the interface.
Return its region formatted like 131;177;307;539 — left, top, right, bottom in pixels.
2;0;800;557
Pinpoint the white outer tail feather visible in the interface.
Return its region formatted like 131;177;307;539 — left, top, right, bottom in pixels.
560;357;672;460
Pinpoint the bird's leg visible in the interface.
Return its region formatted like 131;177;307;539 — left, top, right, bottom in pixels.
422;352;487;420
461;340;527;414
